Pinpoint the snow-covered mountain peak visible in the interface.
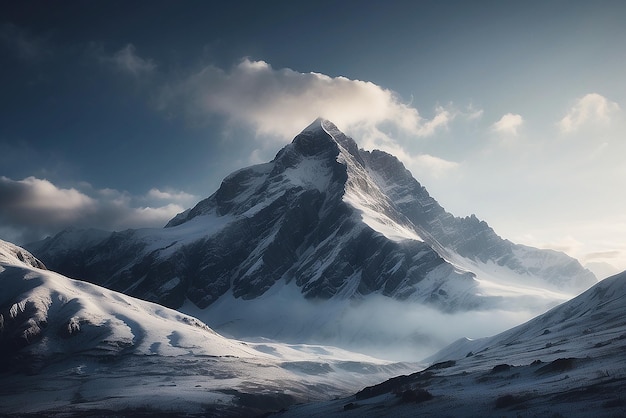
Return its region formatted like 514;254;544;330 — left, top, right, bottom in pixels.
288;118;339;158
319;119;363;159
27;119;596;355
293;118;363;163
168;119;361;226
300;116;328;134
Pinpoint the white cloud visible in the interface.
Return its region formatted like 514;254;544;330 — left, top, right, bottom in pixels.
147;188;197;205
417;105;454;136
157;58;452;140
0;176;191;244
156;59;465;181
412;154;460;178
491;113;523;136
0;176;95;224
559;93;620;134
109;43;156;76
465;104;484;121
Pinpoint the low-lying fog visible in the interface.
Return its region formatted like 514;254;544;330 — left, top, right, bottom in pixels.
183;282;556;361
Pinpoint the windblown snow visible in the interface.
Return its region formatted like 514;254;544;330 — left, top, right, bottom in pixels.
321;120;424;243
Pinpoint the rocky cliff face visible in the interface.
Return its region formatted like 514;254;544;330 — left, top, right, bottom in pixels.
360;148;595;291
27;119;596;313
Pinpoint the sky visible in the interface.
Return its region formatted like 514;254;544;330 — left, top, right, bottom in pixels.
1;0;625;276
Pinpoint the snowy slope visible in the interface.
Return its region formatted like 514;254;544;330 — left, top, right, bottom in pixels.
279;271;626;417
0;240;414;416
0;239;46;269
427;269;626;366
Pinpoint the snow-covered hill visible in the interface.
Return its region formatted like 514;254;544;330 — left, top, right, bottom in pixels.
0;240;413;416
26;118;596;359
279;270;626;416
0;239;47;269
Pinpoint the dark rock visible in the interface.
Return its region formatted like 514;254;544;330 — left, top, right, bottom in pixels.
495;394;522;409
400;388;433;403
535;358;577;375
491;364;512;373
425;360;456;371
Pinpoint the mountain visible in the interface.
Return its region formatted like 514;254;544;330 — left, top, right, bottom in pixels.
279;270;626;417
0;240;413;416
26;118;596;358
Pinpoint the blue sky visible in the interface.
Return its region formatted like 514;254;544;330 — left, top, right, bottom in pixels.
1;1;625;275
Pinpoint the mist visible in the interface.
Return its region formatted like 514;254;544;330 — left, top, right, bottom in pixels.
187;282;546;362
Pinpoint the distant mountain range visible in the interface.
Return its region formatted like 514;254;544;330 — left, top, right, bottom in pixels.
26;119;596;356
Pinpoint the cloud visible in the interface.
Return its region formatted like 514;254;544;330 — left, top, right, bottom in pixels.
0;23;51;61
559;93;620;134
412;154;460;178
332;295;538;360
105;43;157;76
491;113;523;136
147;188;197;205
584;250;621;261
157;58;452;140
417;105;454;136
0;176;96;225
0;177;192;244
212;290;539;361
156;59;465;181
465;104;484;121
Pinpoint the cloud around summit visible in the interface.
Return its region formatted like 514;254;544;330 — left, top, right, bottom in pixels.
154;58;466;181
157;59;453;140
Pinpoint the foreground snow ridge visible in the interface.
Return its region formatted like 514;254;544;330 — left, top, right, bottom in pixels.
281;270;626;417
0;239;414;416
